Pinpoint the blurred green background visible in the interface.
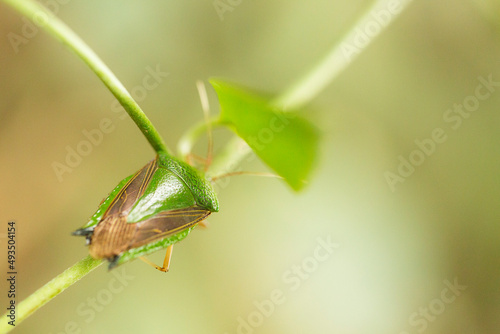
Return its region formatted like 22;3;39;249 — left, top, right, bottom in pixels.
1;0;500;333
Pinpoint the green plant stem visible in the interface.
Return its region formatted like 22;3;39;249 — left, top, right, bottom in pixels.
0;256;102;333
274;0;414;110
1;0;171;156
0;0;414;332
177;117;224;160
209;0;414;176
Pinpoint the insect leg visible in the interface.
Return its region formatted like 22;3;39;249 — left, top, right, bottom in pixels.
161;244;174;271
197;220;209;229
139;244;174;272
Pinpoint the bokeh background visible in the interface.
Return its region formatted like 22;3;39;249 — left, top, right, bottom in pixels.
1;0;500;333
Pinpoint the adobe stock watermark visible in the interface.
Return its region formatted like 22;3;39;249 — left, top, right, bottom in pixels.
51;64;169;182
223;235;340;334
213;0;244;21
7;0;72;54
341;0;411;62
48;267;134;334
399;277;467;334
384;74;500;192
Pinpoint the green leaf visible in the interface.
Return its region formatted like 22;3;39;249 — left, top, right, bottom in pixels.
210;79;320;191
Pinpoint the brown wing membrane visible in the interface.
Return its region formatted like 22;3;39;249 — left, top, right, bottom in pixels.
89;206;210;259
128;206;211;249
89;215;135;259
87;159;158;260
105;158;157;217
87;159;210;261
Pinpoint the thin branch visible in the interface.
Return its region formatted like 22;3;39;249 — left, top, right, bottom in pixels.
0;256;102;333
0;0;414;332
177;116;223;161
208;0;414;176
274;0;414;110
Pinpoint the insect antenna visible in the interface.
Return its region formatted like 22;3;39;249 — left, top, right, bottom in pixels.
209;171;284;182
196;80;213;171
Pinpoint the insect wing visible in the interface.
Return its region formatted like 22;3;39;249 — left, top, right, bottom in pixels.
129;206;210;249
105;158;157;217
73;158;157;237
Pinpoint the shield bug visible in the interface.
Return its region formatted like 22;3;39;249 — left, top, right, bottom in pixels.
73;151;219;271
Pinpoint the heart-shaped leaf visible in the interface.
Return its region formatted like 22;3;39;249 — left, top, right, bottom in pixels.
210;79;320;191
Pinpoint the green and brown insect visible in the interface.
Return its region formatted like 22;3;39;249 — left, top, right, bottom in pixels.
73;151;219;271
